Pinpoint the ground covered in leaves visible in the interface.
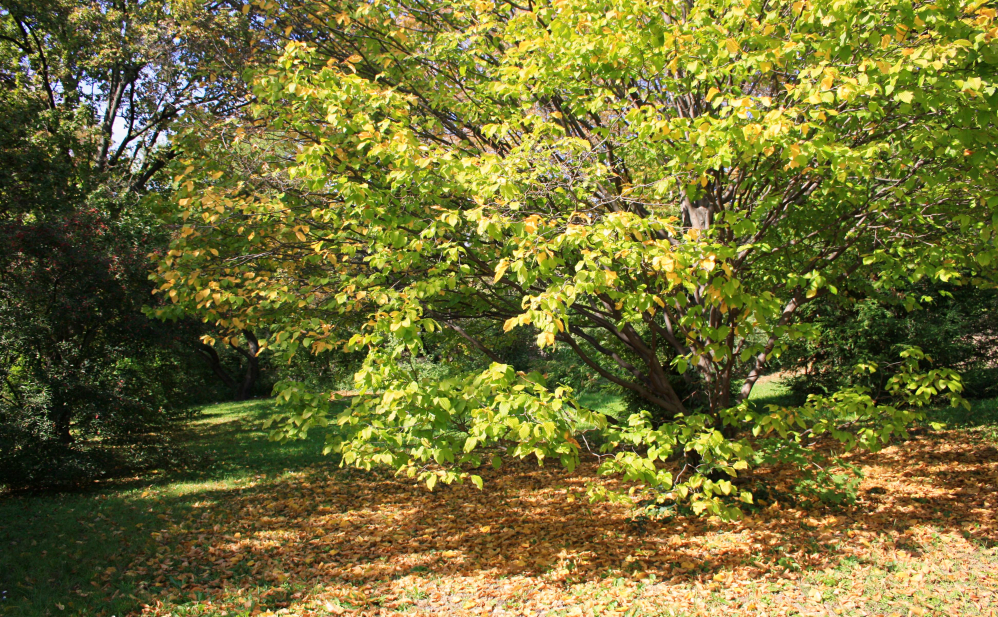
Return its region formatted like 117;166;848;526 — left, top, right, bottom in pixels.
2;400;997;616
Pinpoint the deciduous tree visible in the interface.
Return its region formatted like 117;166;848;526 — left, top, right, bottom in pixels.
156;0;998;514
0;0;255;487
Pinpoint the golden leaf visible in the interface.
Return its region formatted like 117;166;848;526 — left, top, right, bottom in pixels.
493;260;509;284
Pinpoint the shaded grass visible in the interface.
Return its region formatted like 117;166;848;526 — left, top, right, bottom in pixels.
577;391;628;420
926;395;998;431
0;399;341;617
577;374;806;420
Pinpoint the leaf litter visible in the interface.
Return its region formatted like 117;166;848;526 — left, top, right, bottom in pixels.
124;426;996;616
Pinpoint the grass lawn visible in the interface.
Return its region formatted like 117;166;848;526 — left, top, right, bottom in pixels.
1;396;996;616
0;400;339;617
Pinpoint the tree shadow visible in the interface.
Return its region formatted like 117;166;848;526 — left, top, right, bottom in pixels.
113;425;997;614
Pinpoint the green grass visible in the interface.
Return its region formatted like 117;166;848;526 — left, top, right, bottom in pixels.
576;374;803;418
577;391;628;418
745;376;807;408
926;395;998;428
3;391;996;616
0;399;340;617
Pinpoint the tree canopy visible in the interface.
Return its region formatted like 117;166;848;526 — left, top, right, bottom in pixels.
154;0;998;515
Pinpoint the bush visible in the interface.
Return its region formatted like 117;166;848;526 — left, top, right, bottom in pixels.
0;213;223;490
780;282;998;402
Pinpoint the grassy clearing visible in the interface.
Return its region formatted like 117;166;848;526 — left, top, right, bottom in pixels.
0;400;339;617
1;395;996;616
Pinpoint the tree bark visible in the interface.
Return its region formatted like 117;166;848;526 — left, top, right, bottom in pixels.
50;402;72;444
194;342;238;392
194;332;262;401
681;193;714;230
232;330;260;401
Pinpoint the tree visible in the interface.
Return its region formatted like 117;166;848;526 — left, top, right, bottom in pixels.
0;0;254;487
193;329;265;400
155;0;997;515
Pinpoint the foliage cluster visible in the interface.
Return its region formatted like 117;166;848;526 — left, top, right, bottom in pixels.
780;282;998;401
0;205;221;488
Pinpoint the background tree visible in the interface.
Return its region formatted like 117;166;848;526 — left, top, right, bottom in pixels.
0;0;256;488
155;0;997;515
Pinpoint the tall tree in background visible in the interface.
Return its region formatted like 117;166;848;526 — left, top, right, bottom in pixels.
0;0;255;487
157;0;997;514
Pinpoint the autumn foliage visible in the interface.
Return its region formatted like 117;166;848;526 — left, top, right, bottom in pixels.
128;416;998;616
154;0;998;515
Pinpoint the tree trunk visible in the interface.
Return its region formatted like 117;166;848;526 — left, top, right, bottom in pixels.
232;330;260;401
50;402;73;444
195;342;238;392
682;194;714;230
194;333;261;401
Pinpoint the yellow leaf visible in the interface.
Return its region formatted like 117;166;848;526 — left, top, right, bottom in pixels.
493;259;509;283
503;316;518;332
564;431;581;449
706;87;720;102
724;38;740;54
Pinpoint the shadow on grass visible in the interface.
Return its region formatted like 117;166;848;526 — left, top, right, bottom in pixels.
115;415;997;614
925;396;998;428
3;397;997;616
0;398;344;617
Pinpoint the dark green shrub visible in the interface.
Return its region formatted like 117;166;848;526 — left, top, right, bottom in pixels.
780;282;998;402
